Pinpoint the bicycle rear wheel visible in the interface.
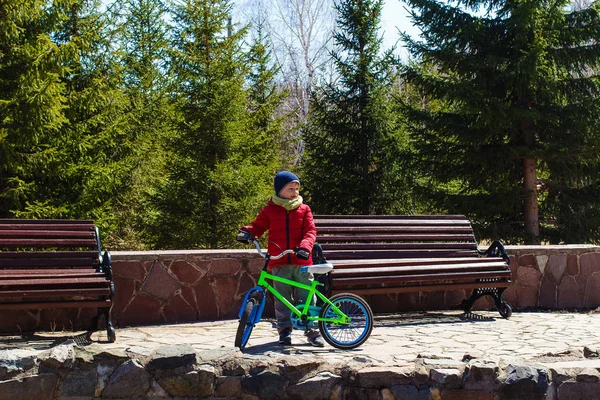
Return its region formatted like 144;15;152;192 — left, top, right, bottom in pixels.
318;293;373;349
235;298;257;349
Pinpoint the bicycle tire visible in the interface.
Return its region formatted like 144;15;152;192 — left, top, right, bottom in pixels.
318;293;373;349
235;298;256;349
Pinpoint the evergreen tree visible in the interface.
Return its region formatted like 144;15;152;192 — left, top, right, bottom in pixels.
401;0;600;244
302;0;411;215
110;0;174;249
0;0;71;217
152;0;253;249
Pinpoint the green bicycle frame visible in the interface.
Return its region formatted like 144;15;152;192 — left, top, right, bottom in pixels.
257;269;351;325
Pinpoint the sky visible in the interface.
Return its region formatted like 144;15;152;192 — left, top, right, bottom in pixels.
380;0;420;55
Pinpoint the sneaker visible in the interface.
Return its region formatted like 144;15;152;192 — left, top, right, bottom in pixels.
278;328;292;345
305;330;325;347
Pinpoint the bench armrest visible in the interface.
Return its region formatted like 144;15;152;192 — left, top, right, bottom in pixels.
478;240;510;264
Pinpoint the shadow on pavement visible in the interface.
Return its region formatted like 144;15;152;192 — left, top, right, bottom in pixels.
373;311;496;327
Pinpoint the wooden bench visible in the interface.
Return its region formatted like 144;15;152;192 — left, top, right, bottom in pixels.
314;215;513;318
0;219;116;341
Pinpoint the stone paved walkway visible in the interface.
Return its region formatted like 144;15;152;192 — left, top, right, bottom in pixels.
3;310;600;369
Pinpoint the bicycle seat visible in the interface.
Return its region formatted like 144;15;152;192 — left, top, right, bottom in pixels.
300;263;333;274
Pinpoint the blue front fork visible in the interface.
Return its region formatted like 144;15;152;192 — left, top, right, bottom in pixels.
238;286;267;325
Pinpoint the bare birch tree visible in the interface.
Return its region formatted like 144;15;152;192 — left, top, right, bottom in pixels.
237;0;336;163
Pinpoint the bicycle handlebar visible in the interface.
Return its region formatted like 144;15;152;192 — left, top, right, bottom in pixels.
252;239;295;260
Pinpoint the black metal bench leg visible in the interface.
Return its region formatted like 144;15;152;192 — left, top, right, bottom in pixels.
94;306;116;342
462;287;512;319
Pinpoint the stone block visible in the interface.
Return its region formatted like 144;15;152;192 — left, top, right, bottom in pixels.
0;374;59;400
580;253;600;277
546;254;567;283
389;384;431;400
141;262;180;301
242;369;288;399
145;344;197;371
158;365;215;397
464;359;499;391
566;255;579;276
112;260;147;281
214;276;239;317
112;275;137;316
117;292;164;327
169;260;204;285
498;365;549;400
193;279;219;320
585;273;600;308
518;254;536;268
357;366;413;387
60;368;97;399
558;276;583;309
441;389;494;400
430;368;463;389
286;372;341;400
538;274;557;309
163;294;198;323
208;258;241;277
38;341;76;370
215;375;244;398
101;359;152;398
557;381;600;400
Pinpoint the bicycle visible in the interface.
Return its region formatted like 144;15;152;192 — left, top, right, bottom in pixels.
235;237;373;350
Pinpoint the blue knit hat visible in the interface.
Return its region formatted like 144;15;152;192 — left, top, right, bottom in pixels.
274;171;300;195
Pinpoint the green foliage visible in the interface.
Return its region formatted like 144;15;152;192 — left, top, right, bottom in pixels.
401;0;600;243
149;0;285;249
302;0;414;215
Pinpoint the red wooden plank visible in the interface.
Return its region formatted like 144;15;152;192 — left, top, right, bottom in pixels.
320;243;478;251
0;251;99;259
314;215;467;220
316;234;476;242
332;270;511;287
330;257;509;268
0;287;111;298
0;230;95;238
0;238;98;248
331;281;511;295
0;224;95;231
0;257;98;268
331;261;509;277
0;277;109;286
0;270;104;279
317;226;474;234
0;299;111;311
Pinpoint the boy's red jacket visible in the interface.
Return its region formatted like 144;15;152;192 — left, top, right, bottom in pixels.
241;200;317;269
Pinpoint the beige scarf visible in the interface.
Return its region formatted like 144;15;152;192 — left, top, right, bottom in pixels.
272;193;303;211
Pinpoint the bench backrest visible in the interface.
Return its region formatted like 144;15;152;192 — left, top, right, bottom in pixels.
314;215;479;260
0;219;101;269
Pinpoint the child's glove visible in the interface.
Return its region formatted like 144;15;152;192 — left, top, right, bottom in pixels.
236;230;254;244
295;247;310;260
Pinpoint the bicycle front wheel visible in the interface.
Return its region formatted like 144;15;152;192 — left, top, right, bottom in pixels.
318;293;373;349
235;298;256;350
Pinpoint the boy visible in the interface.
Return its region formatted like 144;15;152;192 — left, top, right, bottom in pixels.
237;171;325;347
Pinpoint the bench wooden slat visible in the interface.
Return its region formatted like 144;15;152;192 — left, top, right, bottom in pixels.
323;249;479;259
331;281;511;296
318;227;475;234
321;243;478;251
0;230;96;238
315;215;467;220
0;238;98;248
0;257;98;268
316;234;477;242
332;261;510;277
0;269;103;279
331;257;496;267
0;287;111;298
0;299;111;311
0;277;110;287
332;270;511;287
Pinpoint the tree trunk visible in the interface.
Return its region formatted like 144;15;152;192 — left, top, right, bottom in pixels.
522;157;540;244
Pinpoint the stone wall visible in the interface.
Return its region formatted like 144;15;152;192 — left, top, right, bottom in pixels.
1;245;599;333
